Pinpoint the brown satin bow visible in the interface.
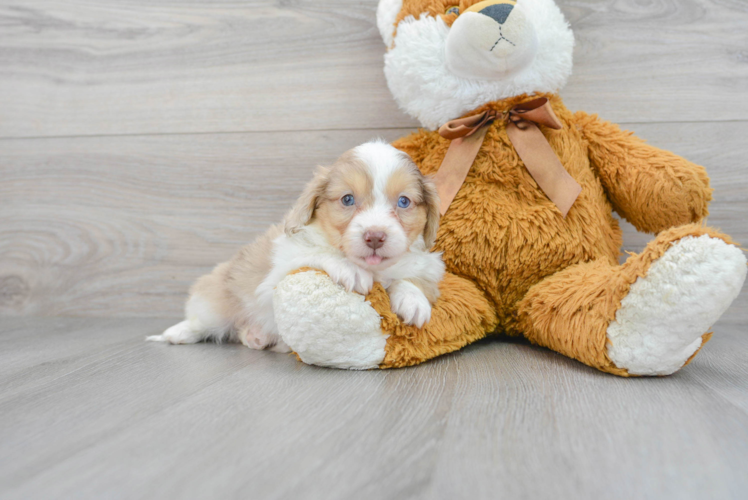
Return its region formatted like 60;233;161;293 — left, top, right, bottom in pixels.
433;97;582;217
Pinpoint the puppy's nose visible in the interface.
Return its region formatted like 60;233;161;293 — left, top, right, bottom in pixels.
364;231;387;250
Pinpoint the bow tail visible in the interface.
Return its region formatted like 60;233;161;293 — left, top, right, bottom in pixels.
506;120;581;217
432;126;491;216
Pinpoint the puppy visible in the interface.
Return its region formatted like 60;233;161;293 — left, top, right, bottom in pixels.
147;140;445;352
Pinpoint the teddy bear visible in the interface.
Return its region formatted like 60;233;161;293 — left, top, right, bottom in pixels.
271;0;747;376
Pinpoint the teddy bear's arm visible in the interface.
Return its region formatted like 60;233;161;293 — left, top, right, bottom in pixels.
574;111;712;234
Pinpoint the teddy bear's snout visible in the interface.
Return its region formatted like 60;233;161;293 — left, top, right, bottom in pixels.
445;0;538;81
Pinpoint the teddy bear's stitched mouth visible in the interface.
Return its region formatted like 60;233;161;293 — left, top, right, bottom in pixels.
490;27;516;51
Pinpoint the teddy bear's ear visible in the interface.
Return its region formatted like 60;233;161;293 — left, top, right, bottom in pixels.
376;0;403;48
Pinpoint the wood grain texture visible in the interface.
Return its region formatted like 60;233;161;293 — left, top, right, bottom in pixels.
0;123;748;316
0;0;747;138
2;122;746;317
1;1;747;499
0;128;411;316
0;314;746;500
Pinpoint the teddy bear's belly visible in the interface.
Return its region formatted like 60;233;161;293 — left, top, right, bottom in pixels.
434;175;622;335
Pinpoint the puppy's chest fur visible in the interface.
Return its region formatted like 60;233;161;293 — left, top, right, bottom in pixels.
395;98;624;332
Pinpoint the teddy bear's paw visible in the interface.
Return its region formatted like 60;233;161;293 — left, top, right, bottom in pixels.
388;280;432;328
607;235;746;376
273;270;387;370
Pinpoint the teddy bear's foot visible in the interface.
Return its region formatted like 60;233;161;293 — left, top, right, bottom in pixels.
607;234;746;376
273;270;388;370
518;224;745;377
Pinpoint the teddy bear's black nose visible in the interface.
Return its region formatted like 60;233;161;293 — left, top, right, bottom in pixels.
479;3;514;25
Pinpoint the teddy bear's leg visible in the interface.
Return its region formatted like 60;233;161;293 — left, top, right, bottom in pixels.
517;224;746;376
273;270;498;369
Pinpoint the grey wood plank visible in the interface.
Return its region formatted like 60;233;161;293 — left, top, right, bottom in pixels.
1;122;745;318
0;0;746;139
0;128;412;317
0;317;158;401
0;0;410;138
561;0;748;125
686;292;748;414
0;317;259;492
419;338;748;500
1;317;747;500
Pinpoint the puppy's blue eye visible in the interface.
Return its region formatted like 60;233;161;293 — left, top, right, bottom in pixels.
446;6;460;15
398;196;411;208
342;194;355;206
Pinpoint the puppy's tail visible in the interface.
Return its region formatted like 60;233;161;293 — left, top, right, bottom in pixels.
146;320;209;344
146;295;233;345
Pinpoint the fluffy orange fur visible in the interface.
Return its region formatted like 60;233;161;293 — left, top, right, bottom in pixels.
365;93;719;373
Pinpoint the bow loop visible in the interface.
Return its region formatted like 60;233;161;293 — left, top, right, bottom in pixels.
438;97;563;141
438;110;499;140
509;97;563;130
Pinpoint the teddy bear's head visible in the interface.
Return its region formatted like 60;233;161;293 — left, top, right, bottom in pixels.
376;0;574;129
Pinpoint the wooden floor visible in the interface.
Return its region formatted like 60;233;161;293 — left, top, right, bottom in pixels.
2;304;748;500
1;1;747;498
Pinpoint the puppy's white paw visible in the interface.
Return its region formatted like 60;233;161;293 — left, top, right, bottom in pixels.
353;267;375;295
146;320;204;344
388;280;432;328
326;260;374;295
239;324;290;352
239;326;272;350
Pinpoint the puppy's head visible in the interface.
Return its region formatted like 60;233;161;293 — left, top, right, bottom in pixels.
285;141;440;270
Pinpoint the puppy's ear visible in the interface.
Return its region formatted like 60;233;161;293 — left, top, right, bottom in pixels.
285;166;330;236
421;176;441;249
